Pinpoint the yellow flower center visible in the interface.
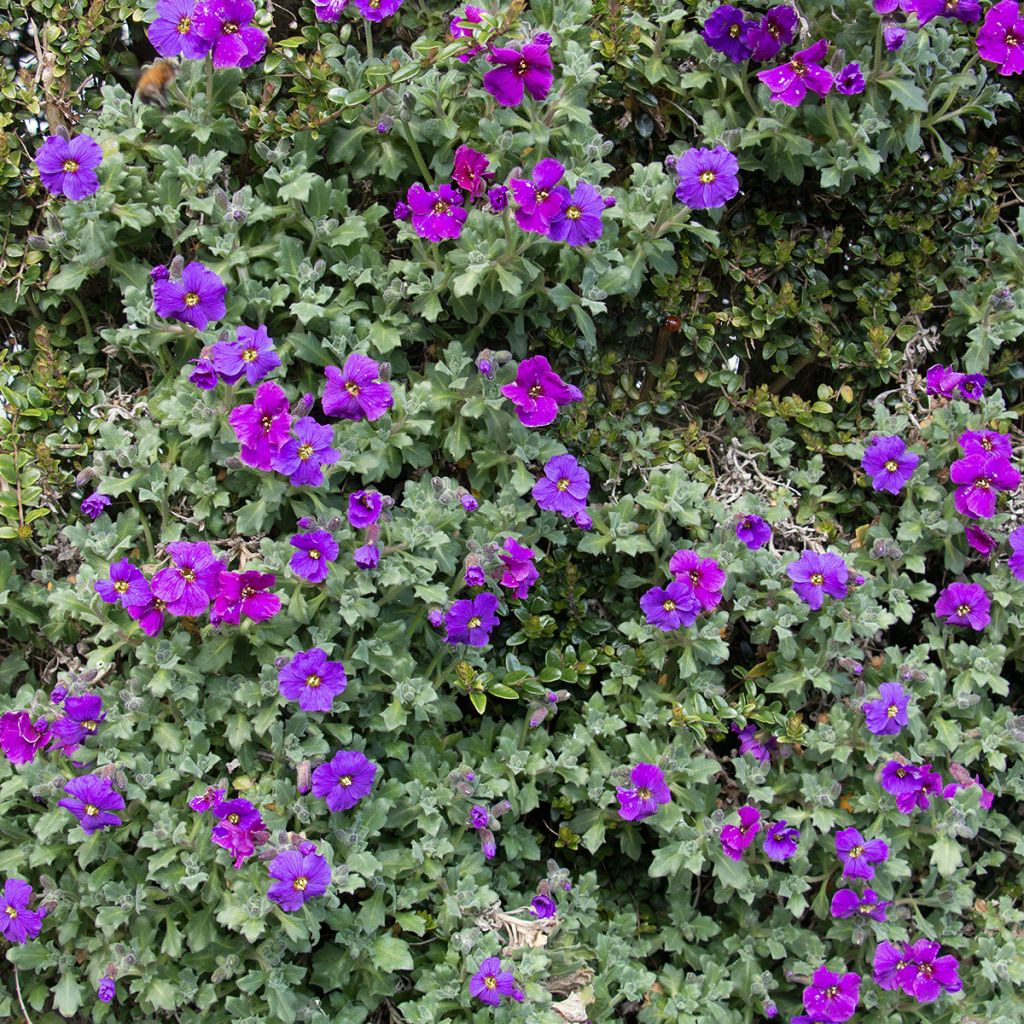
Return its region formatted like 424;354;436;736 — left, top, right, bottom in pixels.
729;23;741;37
884;460;898;472
810;573;824;586
339;775;352;787
956;603;971;616
528;384;543;397
485;976;498;990
467;616;482;629
887;705;898;717
309;550;320;560
62;159;79;173
516;59;528;75
184;292;200;307
689;570;700;585
84;803;99;816
565;205;582;220
556;477;570;491
241;586;255;598
181;569;196;583
976;477;990;489
177;16;191;33
850;845;863;858
536;189;549;203
83;720;98;731
1007;30;1020;45
637;787;652;799
663;600;676;612
293;876;308;891
432;200;450;215
242;347;258;362
297;443;315;461
114;580;129;593
792;59;806;77
260;414;274;431
4;906;16;919
345;381;361;396
699;170;716;184
227;813;240;824
306;674;322;689
223;21;239;33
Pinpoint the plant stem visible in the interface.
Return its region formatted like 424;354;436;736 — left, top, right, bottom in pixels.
402;122;432;182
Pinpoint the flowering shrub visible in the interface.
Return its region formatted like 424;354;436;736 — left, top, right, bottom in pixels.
1;2;1024;1023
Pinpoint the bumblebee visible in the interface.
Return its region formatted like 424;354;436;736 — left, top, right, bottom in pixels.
135;58;178;109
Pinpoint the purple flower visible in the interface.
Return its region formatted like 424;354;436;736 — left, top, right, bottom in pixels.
640;581;701;630
874;940;912;990
701;5;754;62
193;0;268;68
212;570;280;625
188;785;226;812
487;185;508;212
499;537;539;598
925;363;964;397
406;183;468;241
353;0;404;20
452;144;492;197
289;530;339;583
152;260;226;330
835;826;889;879
97;978;116;1003
50;695;105;756
273;416;340;487
977;0;1024;73
483;41;554;106
532;453;590;517
757;39;834;106
674;146;740;209
950;453;1020;518
762;819;799;861
148;0;212;58
444;591;500;647
267;847;332;910
831;887;891;922
35;134;103;200
126;594;168;636
530;893;557;918
450;4;483;53
965;524;997;554
189;358;218;390
58;774;125;833
934;581;990;629
880;760;942;813
509;159;566;234
210;324;280;386
501;354;581;427
278;648;347;712
228;380;292;471
861;435;920;494
354;543;381;569
81;493;111;520
736;513;771;549
862;681;911;735
0;880;47;944
787;550;848;610
313;0;349;21
744;6;797;61
883;21;907;50
312;749;378;811
151;541;224;617
720;805;761;860
732;723;778;763
615;762;671;821
959;429;1013;458
1009;524;1024;580
0;712;51;766
468;804;490;829
546;182;605;246
210;797;265;867
464;564;486;587
95;559;150;607
393;200;411;221
802;966;860;1023
322;353;394;421
912;0;980;22
461;493;479;511
835;61;866;95
901;940;962;1002
348;489;383;528
469;957;518;1006
669;549;726;610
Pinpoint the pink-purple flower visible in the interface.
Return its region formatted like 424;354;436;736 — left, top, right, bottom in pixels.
500;354;582;427
95;559;150;607
499;537;539;598
509;159;566;234
757;39;834;106
0;880;47;944
450;5;484;62
669;549;726;610
880;760;942;813
322;353;394;422
702;5;754;62
762;819;799;861
0;712;51;766
863;681;911;735
640;581;702;630
674;146;740;209
148;0;212;58
452;144;492;197
912;0;980;22
976;0;1024;74
616;763;671;821
193;0;268;68
949;452;1019;518
721;805;761;860
58;774;125;833
312;749;378;811
406;183;468;241
289;530;339;583
35;133;103;200
934;580;990;629
861;435;920;494
228;380;292;470
532;453;590;518
831;887;890;922
348;489;383;529
278;648;348;712
483;40;554;106
151;541;225;617
444;592;500;647
959;428;1012;458
353;0;404;21
273;417;340;487
212;570;280;625
802;966;860;1022
736;513;771;549
152;261;227;330
469;957;521;1006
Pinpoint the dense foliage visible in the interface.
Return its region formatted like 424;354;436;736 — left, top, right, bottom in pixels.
1;2;1023;1023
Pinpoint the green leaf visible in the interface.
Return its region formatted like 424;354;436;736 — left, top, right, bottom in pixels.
372;935;414;973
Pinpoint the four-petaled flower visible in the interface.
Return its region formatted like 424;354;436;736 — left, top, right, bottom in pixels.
311;749;378;811
934;581;991;630
278;647;348;712
322;354;394;421
616;763;671;821
35;134;103;200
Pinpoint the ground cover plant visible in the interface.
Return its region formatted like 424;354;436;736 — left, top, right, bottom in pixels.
1;1;1023;1022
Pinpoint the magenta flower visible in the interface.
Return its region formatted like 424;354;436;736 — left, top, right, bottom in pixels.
546;181;606;246
450;5;484;62
959;428;1013;458
151;541;225;616
965;524;997;555
977;0;1024;74
701;5;754;62
835;826;889;879
640;581;702;631
863;682;911;735
468;804;490;830
762;819;799;861
273;417;340;487
674;146;740;209
669;549;726;610
452;144;492;197
354;543;381;569
267;846;332;911
831;887;890;922
757;39;834;106
880;760;942;813
499;537;539;598
211;324;280;385
212;570;280;625
0;712;51;766
912;0;980;22
483;40;554;106
210;797;266;867
861;435;920;494
348;489;383;529
192;0;268;68
736;513;771;549
900;940;962;1002
312;749;378;811
532;453;590;517
50;695;105;756
950;453;1019;518
322;353;394;421
926;363;965;397
290;530;339;583
34;134;103;200
58;774;125;833
732;723;778;763
500;354;582;427
353;0;404;20
464;564;486;587
787;550;848;610
873;941;913;990
148;0;213;58
0;880;47;944
97;978;116;1004
461;493;479;511
406;183;468;241
313;0;349;21
530;893;557;918
469;957;519;1006
188;785;226;812
1009;524;1024;580
152;261;227;330
802;966;860;1023
95;559;150;607
444;591;500;647
943;768;994;809
189;359;218;390
228;380;292;471
126;594;168;636
744;5;797;61
509;158;566;234
720;805;761;860
835;61;866;95
616;763;671;821
278;647;347;712
934;581;990;629
883;21;907;49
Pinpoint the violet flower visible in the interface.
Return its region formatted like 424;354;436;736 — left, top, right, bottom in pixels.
861;435;920;494
721;805;761;860
348;489;383;528
640;581;702;630
862;682;911;735
34;134;103;200
58;774;125;833
500;354;581;427
50;695;105;756
278;648;347;712
81;493;112;520
311;749;378;811
934;581;990;629
289;530;339;583
152;260;227;330
210;324;280;385
757;39;834;106
787;550;848;610
192;0;268;68
148;0;213;58
273;417;340;487
701;5;754;62
499;537;539;598
830;887;890;922
674;146;740;209
406;183;468;241
762;819;799;861
509;158;566;234
469;957;519;1006
546;181;605;246
0;880;47;944
736;514;771;549
532;453;590;517
744;6;797;61
669;549;726;610
835;826;889;879
0;712;51;766
444;592;500;647
212;570;280;625
267;846;332;910
483;40;554;106
94;559;150;607
322;353;394;421
616;763;672;821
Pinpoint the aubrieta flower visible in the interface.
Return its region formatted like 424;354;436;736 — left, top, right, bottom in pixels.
0;712;51;766
831;887;890;922
126;594;168;637
942;770;994;809
732;723;778;763
500;354;582;427
188;785;226;812
81;492;111;520
883;21;907;49
211;324;280;386
290;530;339;584
50;695;105;756
744;5;797;61
861;435;920;494
616;763;672;821
1009;524;1024;580
35;133;103;200
212;570;280;625
97;979;116;1003
58;774;125;833
934;581;990;630
530;893;557;918
322;353;394;422
193;0;268;68
353;0;404;21
509;158;566;234
912;0;980;22
835;826;889;879
148;0;212;58
762;819;799;861
460;493;479;511
464;565;486;587
499;537;539;598
450;5;484;62
532;453;590;517
880;760;942;813
444;591;500;647
721;805;762;860
546;181;605;246
669;549;726;610
354;543;381;569
95;559;150;608
976;0;1024;74
965;523;997;555
802;966;860;1023
874;940;961;1001
863;681;911;735
736;513;771;549
406;183;468;241
487;184;508;212
873;940;911;990
640;581;702;631
313;0;349;22
925;363;965;398
151;540;225;616
468;804;490;830
210;797;266;867
228;380;292;471
960;428;1013;458
701;4;754;62
348;489;383;529
835;61;866;95
0;880;47;944
189;358;218;390
278;647;347;712
674;146;740;209
950;453;1020;518
787;550;849;610
152;261;227;330
483;39;554;106
452;144;492;197
469;957;521;1006
757;39;834;106
267;846;332;911
273;417;340;487
312;749;378;811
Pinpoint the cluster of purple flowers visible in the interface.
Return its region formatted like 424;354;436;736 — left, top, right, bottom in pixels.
190;787;268;867
879;759;943;813
640;548;726;631
147;0;268;69
874;939;962;1002
313;0;405;23
190;324;281;390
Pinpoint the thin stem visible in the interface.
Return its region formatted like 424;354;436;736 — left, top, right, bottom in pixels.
401;122;432;182
205;56;213;107
364;19;374;61
13;966;33;1024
